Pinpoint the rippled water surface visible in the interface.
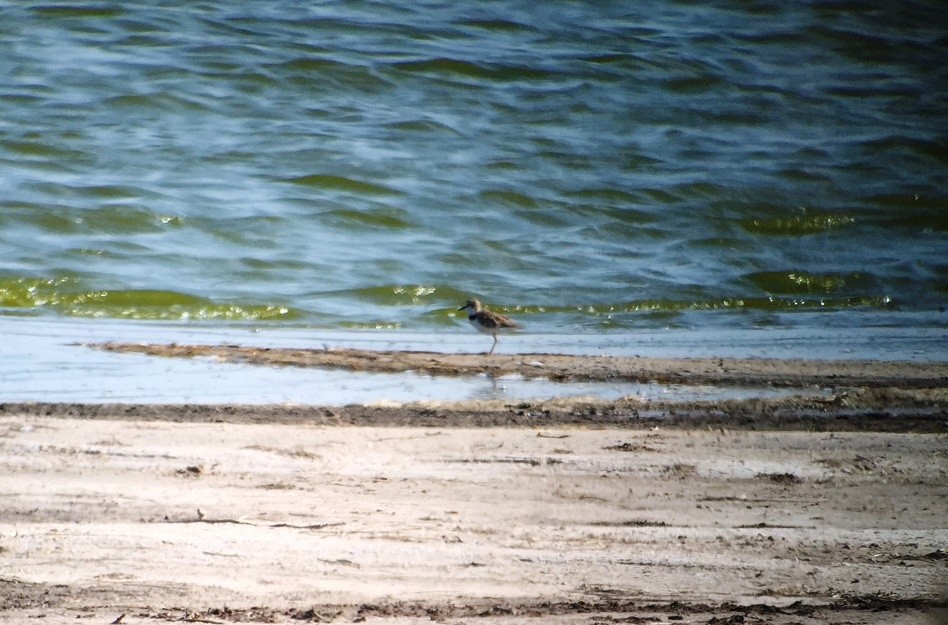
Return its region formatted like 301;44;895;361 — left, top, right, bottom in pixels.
1;2;945;339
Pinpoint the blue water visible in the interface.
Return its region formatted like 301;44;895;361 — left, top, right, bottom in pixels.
1;2;945;350
4;316;940;404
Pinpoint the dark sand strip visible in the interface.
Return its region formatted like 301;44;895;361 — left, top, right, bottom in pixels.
92;343;948;388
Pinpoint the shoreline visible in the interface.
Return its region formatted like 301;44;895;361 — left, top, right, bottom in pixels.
1;387;945;432
7;343;947;432
92;342;948;388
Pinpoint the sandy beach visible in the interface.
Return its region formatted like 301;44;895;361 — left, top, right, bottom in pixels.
2;349;946;624
5;0;946;620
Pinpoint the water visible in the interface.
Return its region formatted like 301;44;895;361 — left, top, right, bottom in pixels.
1;3;946;341
0;316;940;404
9;316;920;405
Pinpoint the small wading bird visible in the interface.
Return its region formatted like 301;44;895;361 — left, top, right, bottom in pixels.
458;299;519;355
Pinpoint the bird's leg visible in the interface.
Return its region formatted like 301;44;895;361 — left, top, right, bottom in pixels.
487;334;498;355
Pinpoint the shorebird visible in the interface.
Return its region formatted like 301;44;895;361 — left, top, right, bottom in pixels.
458;299;519;355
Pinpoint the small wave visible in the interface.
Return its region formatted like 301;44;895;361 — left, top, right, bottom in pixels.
383;119;461;135
33;5;123;18
0;276;299;322
641;188;681;205
741;214;855;236
105;93;159;108
77;205;172;233
458;19;532;33
274;57;391;90
114;85;246;110
479;190;538;208
866;195;948;231
283;174;401;196
745;271;876;295
661;74;724;95
19;209;82;234
2;203;179;235
393;58;553;82
567;188;639;204
279;57;352;73
805;24;927;65
442;296;896;318
321;208;413;230
861;135;948;164
334;284;468;307
102;91;212;112
583;53;633;65
668;180;727;199
1;140;88;161
73;184;144;199
734;30;806;46
776;168;833;183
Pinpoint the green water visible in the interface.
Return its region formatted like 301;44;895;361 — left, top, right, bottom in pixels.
0;2;945;335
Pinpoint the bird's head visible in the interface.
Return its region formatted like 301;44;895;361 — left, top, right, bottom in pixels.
458;299;482;313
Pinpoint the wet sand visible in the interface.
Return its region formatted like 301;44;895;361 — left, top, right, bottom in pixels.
2;348;946;624
93;342;948;388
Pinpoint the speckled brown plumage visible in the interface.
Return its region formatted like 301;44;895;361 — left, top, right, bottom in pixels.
458;299;518;355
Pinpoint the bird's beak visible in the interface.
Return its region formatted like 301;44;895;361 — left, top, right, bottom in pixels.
457;305;466;311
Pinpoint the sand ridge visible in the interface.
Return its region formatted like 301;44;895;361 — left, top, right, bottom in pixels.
91;342;948;388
